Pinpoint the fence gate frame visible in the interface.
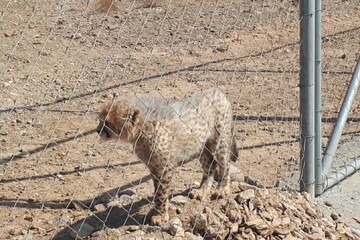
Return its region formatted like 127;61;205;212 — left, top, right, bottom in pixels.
299;0;360;198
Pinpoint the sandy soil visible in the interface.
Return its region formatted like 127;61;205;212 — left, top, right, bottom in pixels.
0;0;359;239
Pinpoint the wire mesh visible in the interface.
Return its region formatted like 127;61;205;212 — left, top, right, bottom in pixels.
0;0;305;239
320;0;360;173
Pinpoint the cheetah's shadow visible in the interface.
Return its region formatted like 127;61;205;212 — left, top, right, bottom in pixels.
52;197;149;240
52;176;193;240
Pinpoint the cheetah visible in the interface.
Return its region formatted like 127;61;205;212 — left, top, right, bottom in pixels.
96;88;239;225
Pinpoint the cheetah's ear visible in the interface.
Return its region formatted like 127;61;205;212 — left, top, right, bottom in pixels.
130;107;141;125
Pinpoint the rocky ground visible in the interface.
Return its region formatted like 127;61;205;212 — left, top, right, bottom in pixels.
53;182;360;239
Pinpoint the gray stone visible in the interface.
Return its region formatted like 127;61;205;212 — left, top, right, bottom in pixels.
226;209;239;223
170;195;189;205
59;215;71;226
92;203;107;212
168;217;184;237
184;232;203;240
236;189;255;203
192;213;208;230
245;215;264;227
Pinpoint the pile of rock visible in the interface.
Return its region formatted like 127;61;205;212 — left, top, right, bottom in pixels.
90;183;359;239
189;185;356;239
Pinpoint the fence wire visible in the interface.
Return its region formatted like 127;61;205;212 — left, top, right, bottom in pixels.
0;0;322;239
320;0;360;173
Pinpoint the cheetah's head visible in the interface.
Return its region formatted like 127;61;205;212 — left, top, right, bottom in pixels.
96;101;141;142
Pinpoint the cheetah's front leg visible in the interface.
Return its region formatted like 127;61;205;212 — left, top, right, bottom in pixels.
148;169;173;225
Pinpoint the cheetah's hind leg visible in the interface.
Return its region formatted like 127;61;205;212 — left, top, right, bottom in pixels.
189;145;217;201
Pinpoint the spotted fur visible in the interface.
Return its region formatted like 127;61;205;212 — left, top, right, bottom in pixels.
96;88;239;224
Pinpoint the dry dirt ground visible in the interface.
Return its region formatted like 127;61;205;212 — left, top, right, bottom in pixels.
0;0;360;239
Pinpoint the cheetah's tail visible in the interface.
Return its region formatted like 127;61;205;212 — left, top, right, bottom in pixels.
230;136;239;162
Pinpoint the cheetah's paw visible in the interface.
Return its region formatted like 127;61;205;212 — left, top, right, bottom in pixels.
189;188;209;201
148;209;169;225
213;185;231;199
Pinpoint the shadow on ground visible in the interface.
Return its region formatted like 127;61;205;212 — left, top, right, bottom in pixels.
52;195;151;240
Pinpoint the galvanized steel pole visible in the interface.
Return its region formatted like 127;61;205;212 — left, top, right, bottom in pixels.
314;0;323;196
322;58;360;174
324;157;360;190
300;0;316;198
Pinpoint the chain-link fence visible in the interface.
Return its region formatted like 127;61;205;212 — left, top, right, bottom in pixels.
1;0;350;239
296;0;360;197
320;1;360;175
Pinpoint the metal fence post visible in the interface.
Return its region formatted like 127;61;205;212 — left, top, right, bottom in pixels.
322;58;360;174
325;158;360;190
314;0;323;196
300;0;316;198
